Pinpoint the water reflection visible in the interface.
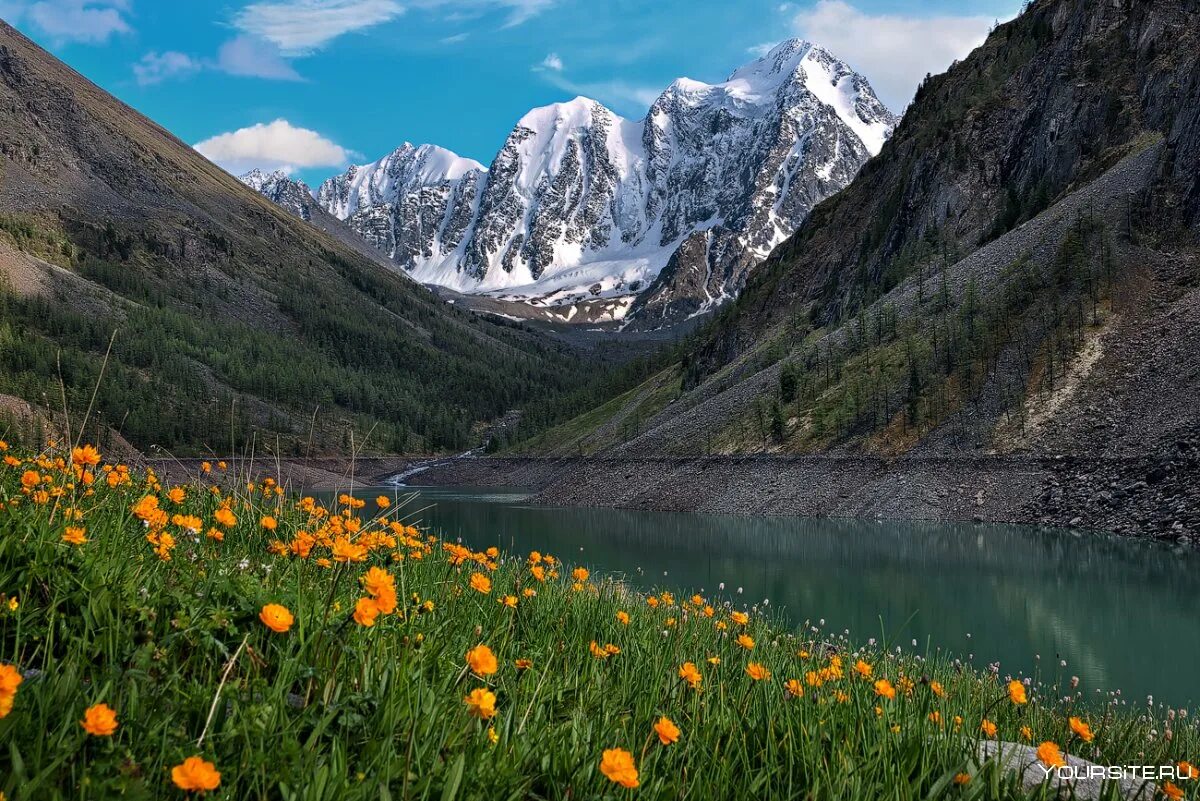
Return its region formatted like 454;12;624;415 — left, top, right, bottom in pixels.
336;486;1200;709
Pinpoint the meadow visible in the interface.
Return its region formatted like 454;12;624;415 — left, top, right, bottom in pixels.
0;441;1194;800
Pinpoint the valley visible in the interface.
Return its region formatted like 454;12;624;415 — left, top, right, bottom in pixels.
1;0;1199;797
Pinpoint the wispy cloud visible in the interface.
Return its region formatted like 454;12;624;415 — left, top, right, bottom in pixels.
194;119;351;175
746;42;777;58
789;0;1006;110
538;52;563;72
216;36;304;81
494;0;553;28
133;51;201;86
232;0;405;55
438;32;470;44
407;0;557;28
3;0;132;44
131;36;303;87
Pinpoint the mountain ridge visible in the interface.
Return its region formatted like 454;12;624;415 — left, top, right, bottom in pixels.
245;39;897;328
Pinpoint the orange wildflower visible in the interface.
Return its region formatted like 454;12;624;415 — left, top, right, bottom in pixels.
258;604;294;633
599;748;639;788
745;662;771;681
71;445;101;467
1036;742;1066;769
464;688;497;719
353;597;380;627
466;644;498;676
469;572;492;594
1069;717;1094;743
653;716;680;745
80;703;118;736
678;662;702;690
171;756;221;792
331;537;367;563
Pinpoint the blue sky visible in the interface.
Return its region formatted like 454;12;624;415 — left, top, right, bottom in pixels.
1;0;1020;186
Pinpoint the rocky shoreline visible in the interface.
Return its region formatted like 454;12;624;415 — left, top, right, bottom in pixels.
142;442;1199;544
401;452;1199;543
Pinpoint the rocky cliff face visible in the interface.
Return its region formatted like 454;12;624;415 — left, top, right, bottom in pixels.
315;143;486;275
238;169;317;221
300;40;897;327
697;0;1200;371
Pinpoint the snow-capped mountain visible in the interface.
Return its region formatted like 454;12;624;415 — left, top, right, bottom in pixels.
239;169;318;221
316;144;486;272
261;40;897;326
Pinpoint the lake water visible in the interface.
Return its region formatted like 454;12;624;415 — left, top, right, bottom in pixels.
345;485;1200;710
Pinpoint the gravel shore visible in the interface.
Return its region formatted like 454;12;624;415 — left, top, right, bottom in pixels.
403;452;1198;544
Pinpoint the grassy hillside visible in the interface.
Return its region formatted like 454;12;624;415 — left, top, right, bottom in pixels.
0;442;1195;799
0;22;587;456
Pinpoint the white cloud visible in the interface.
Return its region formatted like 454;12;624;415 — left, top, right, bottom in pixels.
133;51;201;86
232;0;405;55
217;36;304;81
438;32;470;44
790;0;1006;111
746;41;778;58
5;0;131;44
194;119;350;175
539;52;563;72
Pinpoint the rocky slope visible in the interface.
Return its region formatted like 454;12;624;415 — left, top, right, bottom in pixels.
0;20;585;455
507;0;1200;539
299;40;896;328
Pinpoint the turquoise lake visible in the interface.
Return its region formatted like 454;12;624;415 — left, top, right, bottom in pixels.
339;485;1200;710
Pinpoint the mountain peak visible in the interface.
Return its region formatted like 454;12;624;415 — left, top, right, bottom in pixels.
385;142;486;179
516;96;612;133
239;168;302;190
729;38;819;80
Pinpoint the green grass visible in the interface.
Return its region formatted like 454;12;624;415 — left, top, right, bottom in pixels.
0;444;1195;800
